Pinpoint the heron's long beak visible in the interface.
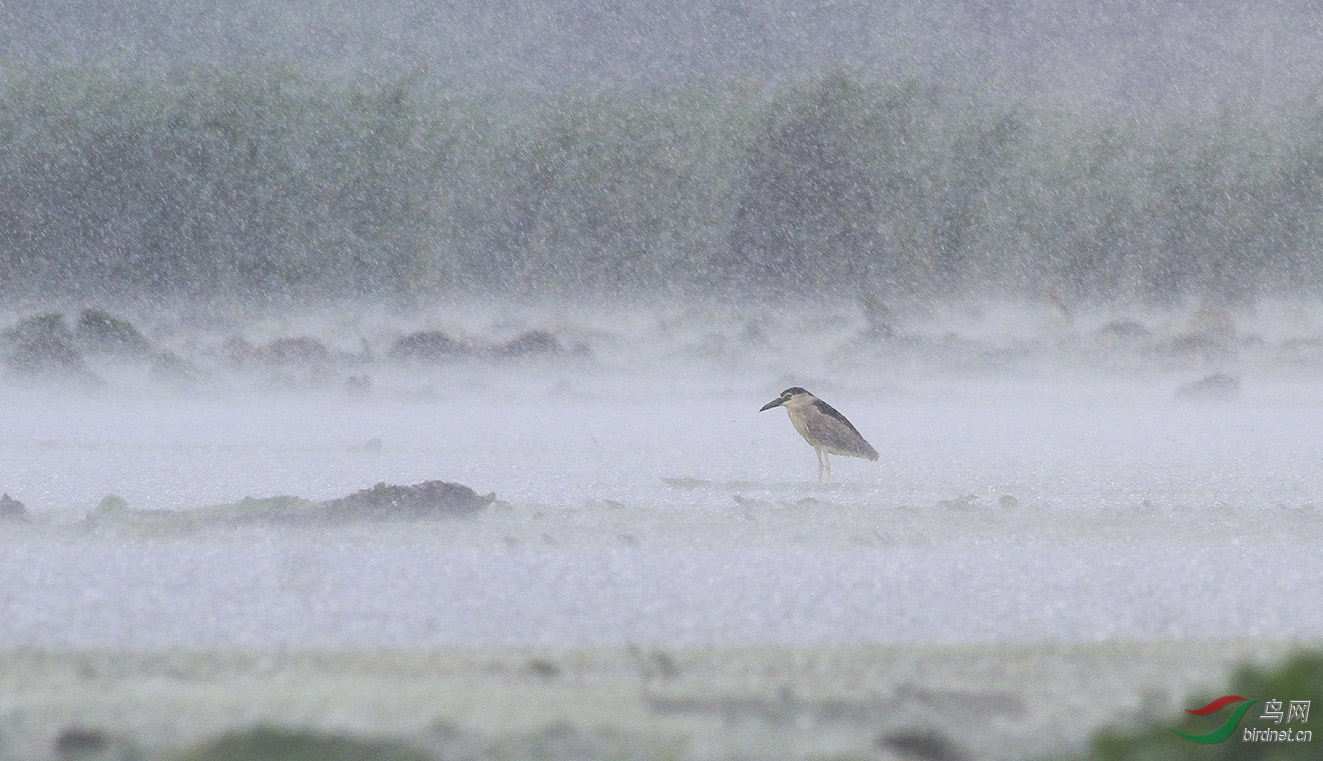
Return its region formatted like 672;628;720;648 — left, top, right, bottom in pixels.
759;397;784;412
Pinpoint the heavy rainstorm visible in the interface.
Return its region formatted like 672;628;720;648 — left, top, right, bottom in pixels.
2;2;1323;760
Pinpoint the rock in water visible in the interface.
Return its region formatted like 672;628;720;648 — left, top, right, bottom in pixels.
150;351;212;391
1174;373;1241;402
251;337;335;370
2;313;102;385
81;482;495;529
878;729;969;761
0;493;30;522
389;331;469;362
74;309;152;360
319;481;495;520
489;330;564;358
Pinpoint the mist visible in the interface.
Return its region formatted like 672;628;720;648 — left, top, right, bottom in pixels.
3;3;1323;761
5;1;1323;307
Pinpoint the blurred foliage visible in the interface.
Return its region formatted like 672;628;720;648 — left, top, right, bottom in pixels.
172;722;684;761
0;66;442;306
175;727;432;761
3;65;1323;305
1062;650;1323;761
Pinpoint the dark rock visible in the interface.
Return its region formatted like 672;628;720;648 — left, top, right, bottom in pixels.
1175;373;1241;402
319;481;495;520
490;330;564;358
525;658;561;678
1156;333;1234;360
344;373;372;396
221;336;254;366
0;493;30;522
1277;337;1323;366
389;331;469;362
2;314;101;385
1;318;101;386
150;351;211;390
223;336;337;389
227;336;335;370
878;729;969;761
5;313;70;345
97;495;130;514
1156;309;1239;360
1094;320;1150;342
254;336;335;369
74;309;152;360
860;291;897;339
82;482;494;529
7;334;86;377
54;727;107;757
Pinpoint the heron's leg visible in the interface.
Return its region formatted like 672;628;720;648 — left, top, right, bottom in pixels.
824;452;833;479
815;448;825;482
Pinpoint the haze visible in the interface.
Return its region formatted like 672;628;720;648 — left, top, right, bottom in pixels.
2;3;1322;760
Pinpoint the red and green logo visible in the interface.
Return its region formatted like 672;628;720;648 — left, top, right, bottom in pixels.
1172;695;1257;743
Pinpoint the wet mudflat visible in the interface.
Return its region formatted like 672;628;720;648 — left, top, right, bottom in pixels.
5;303;1323;759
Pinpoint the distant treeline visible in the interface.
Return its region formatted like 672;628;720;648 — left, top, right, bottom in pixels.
2;66;1322;306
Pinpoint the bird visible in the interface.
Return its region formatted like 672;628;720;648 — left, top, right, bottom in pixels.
759;387;878;481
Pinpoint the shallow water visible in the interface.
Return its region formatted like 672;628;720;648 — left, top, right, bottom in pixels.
4;535;1322;650
5;303;1323;759
4;377;1323;649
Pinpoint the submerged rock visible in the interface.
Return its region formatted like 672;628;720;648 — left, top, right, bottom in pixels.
95;494;130;516
53;727;143;761
226;336;336;370
1276;337;1323;367
1156;333;1235;361
0;493;30;522
344;373;372;396
1094;320;1150;344
82;481;494;529
489;330;564;358
223;335;338;389
150;351;213;390
390;329;578;362
859;291;898;339
1174;372;1241;402
254;336;335;369
2;313;102;385
74;309;152;360
389;331;470;362
1156;308;1239;361
319;481;495;520
878;729;969;761
4;313;70;345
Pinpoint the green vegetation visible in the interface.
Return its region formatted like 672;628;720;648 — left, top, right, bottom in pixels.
175;727;431;761
1063;650;1323;761
3;64;1323;305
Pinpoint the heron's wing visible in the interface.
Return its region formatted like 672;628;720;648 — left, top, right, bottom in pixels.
811;399;867;438
806;399;879;460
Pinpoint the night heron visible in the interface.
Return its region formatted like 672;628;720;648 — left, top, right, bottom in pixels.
759;387;879;481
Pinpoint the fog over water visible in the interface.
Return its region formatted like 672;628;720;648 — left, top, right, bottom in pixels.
3;3;1323;759
4;300;1323;651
